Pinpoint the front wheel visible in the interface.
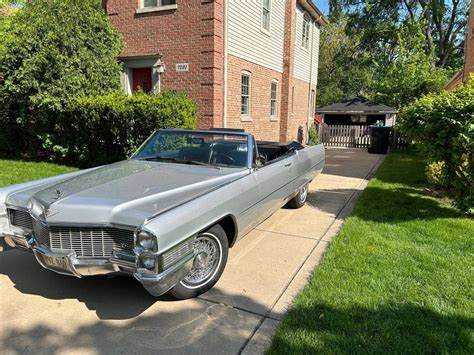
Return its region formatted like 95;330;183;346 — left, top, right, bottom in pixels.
286;183;309;209
168;224;229;299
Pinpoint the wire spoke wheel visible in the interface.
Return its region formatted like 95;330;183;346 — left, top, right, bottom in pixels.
181;233;222;289
299;184;308;203
169;224;228;299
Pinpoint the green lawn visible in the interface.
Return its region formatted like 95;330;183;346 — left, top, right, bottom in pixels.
0;159;77;188
268;151;473;354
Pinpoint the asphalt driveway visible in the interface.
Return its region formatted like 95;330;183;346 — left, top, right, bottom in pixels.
0;148;384;355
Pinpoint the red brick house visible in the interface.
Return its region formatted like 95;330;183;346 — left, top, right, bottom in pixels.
103;0;327;142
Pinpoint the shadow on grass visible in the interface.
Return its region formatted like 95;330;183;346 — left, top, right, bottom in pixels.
305;186;461;223
351;186;461;223
270;302;474;354
366;150;427;188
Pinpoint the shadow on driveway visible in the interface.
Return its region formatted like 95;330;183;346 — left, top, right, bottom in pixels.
1;285;266;354
0;249;158;319
1;249;269;353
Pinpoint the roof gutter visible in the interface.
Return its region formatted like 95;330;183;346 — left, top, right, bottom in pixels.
306;18;316;143
298;0;329;26
316;110;400;114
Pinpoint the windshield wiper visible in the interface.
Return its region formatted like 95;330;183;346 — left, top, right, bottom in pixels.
139;156;220;169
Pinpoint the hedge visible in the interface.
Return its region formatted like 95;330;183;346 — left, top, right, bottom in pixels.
0;91;197;167
399;77;473;212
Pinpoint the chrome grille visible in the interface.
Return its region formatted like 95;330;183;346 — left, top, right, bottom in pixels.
48;226;134;257
7;208;134;257
7;209;33;230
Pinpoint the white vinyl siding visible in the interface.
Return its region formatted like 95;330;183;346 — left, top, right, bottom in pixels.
241;72;251;119
294;5;321;83
228;0;285;73
311;24;320;84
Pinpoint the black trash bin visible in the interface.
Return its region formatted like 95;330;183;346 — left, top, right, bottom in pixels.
368;126;391;154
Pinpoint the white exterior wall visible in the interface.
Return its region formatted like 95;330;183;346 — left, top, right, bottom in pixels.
385;113;397;127
311;23;320;84
227;0;285;73
293;4;320;83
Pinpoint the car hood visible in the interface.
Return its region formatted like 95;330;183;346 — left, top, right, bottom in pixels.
6;160;248;227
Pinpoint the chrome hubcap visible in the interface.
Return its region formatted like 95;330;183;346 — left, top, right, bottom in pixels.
193;252;210;269
182;234;221;287
299;185;308;202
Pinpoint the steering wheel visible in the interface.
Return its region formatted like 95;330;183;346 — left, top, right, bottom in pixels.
214;153;236;166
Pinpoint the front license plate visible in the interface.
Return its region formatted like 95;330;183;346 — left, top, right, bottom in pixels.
42;255;70;270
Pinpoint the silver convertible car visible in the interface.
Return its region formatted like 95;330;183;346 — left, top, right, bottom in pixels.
0;129;325;299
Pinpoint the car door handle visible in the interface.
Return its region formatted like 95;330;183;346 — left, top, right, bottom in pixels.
284;163;292;167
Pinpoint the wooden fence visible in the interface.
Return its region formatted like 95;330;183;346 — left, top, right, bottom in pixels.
318;124;408;149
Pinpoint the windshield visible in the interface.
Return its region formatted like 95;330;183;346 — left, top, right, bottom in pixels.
132;130;249;168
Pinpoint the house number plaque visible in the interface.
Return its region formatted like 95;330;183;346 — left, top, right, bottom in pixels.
176;63;189;72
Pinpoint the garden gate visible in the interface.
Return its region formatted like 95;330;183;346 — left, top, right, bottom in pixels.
318;124;407;149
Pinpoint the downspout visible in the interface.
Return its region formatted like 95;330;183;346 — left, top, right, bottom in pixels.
306;19;315;144
222;0;229;128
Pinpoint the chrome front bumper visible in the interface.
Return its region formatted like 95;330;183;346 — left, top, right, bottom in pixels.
0;229;193;297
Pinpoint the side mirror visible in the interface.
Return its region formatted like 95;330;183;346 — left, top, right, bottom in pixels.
255;154;266;168
287;147;297;156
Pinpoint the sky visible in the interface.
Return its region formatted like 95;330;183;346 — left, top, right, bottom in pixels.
314;0;329;15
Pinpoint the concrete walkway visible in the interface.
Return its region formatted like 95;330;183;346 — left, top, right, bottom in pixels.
0;148;384;355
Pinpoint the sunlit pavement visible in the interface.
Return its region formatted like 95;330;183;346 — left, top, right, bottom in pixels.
0;148;384;355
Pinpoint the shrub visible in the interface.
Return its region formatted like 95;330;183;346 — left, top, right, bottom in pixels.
38;91;197;166
1;0;123;112
425;161;449;189
308;126;319;145
0;0;124;158
399;77;473;212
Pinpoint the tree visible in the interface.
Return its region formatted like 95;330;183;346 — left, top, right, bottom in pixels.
316;18;450;108
0;1;18;61
316;18;373;107
331;0;469;69
0;0;123;112
370;21;450;107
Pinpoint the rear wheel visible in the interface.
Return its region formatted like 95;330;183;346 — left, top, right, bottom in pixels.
286;183;308;209
168;224;229;299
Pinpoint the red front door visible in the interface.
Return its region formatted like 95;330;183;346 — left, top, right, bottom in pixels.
132;68;152;93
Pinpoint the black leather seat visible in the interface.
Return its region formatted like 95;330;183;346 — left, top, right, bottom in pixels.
177;146;212;163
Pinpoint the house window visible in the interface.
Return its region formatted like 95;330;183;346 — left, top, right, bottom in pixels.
142;0;176;8
270;80;278;119
241;72;251;118
302;13;311;50
261;0;271;32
